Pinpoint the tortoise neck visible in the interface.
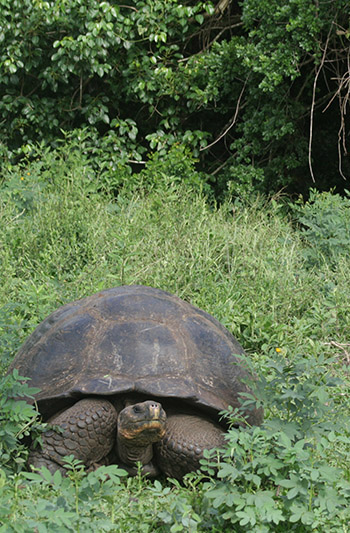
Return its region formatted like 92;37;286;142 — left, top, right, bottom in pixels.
116;433;154;466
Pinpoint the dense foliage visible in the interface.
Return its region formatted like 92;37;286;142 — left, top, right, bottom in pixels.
1;141;350;530
1;0;349;196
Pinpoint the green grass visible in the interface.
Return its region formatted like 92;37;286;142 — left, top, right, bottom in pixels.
2;149;349;364
1;142;350;531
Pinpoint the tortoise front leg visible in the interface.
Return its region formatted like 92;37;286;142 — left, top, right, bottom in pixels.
28;398;118;474
155;413;226;479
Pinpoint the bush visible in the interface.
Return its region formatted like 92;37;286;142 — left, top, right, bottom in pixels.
0;370;41;474
201;350;350;531
293;189;350;268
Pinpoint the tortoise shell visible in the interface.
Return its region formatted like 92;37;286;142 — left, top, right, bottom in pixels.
9;285;262;425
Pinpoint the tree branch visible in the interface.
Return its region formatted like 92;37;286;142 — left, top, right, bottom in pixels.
308;24;333;183
200;77;247;152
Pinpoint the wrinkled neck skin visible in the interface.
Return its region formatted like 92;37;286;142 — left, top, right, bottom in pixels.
117;433;154;466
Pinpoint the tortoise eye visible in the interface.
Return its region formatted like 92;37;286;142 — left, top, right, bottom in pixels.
133;405;141;413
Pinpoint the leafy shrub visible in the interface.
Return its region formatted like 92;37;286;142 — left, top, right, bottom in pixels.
0;370;41;474
137;144;211;194
250;350;345;439
203;426;350;531
225;164;265;202
0;458;129;532
0;0;212;158
294;189;350;268
200;350;350;531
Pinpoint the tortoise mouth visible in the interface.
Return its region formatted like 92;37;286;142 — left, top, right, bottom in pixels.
119;419;166;443
117;400;167;444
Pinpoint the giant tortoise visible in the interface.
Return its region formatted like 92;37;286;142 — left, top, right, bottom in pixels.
8;285;262;479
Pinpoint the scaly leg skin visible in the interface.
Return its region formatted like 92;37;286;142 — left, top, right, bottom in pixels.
28;398;118;474
155;413;226;479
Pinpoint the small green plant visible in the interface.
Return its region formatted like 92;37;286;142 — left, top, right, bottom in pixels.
226;164;265;202
137;144;211;195
246;349;345;439
202;427;350;531
154;478;203;532
0;370;41;473
293;189;350;268
0;460;128;532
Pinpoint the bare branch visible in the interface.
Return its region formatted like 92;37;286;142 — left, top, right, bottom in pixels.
119;5;138;12
325;340;350;365
215;0;231;16
200;78;248;152
178;22;243;63
309;24;333;183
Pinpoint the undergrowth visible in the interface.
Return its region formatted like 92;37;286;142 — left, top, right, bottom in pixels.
1;141;350;531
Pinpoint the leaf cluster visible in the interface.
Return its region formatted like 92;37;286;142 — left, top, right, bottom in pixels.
0;370;41;474
1;0;349;196
293;188;350;268
200;350;350;531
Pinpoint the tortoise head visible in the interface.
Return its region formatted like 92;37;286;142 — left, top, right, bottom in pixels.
117;400;167;446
